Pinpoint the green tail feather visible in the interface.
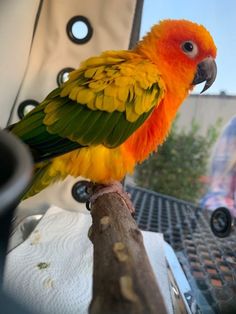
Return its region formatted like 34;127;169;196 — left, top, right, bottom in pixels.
23;161;67;199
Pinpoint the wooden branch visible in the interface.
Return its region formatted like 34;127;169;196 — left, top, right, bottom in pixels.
88;190;168;314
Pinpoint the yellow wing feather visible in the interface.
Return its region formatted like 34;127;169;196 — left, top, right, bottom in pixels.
60;50;165;123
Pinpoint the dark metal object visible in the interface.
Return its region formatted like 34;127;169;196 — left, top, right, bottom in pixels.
0;130;33;313
128;0;144;49
66;16;93;44
57;67;75;86
0;130;32;282
126;184;236;314
71;180;90;203
17;100;39;119
210;207;233;238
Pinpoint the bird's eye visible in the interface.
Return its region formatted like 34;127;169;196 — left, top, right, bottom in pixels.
181;41;198;58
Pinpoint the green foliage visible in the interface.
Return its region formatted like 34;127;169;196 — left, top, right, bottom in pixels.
135;118;222;203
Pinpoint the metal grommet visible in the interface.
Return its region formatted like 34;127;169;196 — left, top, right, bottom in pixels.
86;200;91;211
17;100;39;119
210;207;233;238
57;67;75;86
66;16;93;44
72;180;90;203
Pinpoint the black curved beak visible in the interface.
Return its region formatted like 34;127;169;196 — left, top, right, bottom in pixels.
192;57;217;93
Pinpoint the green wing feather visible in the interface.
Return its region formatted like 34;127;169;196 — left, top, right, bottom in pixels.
10;50;165;162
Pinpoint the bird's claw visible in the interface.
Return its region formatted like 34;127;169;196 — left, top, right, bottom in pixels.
87;181;135;215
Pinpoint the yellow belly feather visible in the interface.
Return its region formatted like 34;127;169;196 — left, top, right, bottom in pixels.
51;144;135;183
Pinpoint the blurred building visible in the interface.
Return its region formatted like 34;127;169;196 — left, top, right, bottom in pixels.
177;92;236;135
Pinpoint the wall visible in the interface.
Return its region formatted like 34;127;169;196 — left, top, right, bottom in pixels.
177;93;236;135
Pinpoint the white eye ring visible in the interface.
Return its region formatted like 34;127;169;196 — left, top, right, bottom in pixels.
181;41;198;58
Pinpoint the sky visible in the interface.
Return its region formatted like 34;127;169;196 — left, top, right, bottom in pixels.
140;0;236;95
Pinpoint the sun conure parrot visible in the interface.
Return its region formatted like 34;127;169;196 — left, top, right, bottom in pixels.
8;19;217;200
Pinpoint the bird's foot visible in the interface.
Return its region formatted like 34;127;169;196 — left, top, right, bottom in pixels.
88;181;135;215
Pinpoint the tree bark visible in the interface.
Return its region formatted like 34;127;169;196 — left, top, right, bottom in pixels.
88;190;168;314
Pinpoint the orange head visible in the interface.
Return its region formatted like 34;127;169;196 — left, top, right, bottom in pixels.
136;19;217;94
